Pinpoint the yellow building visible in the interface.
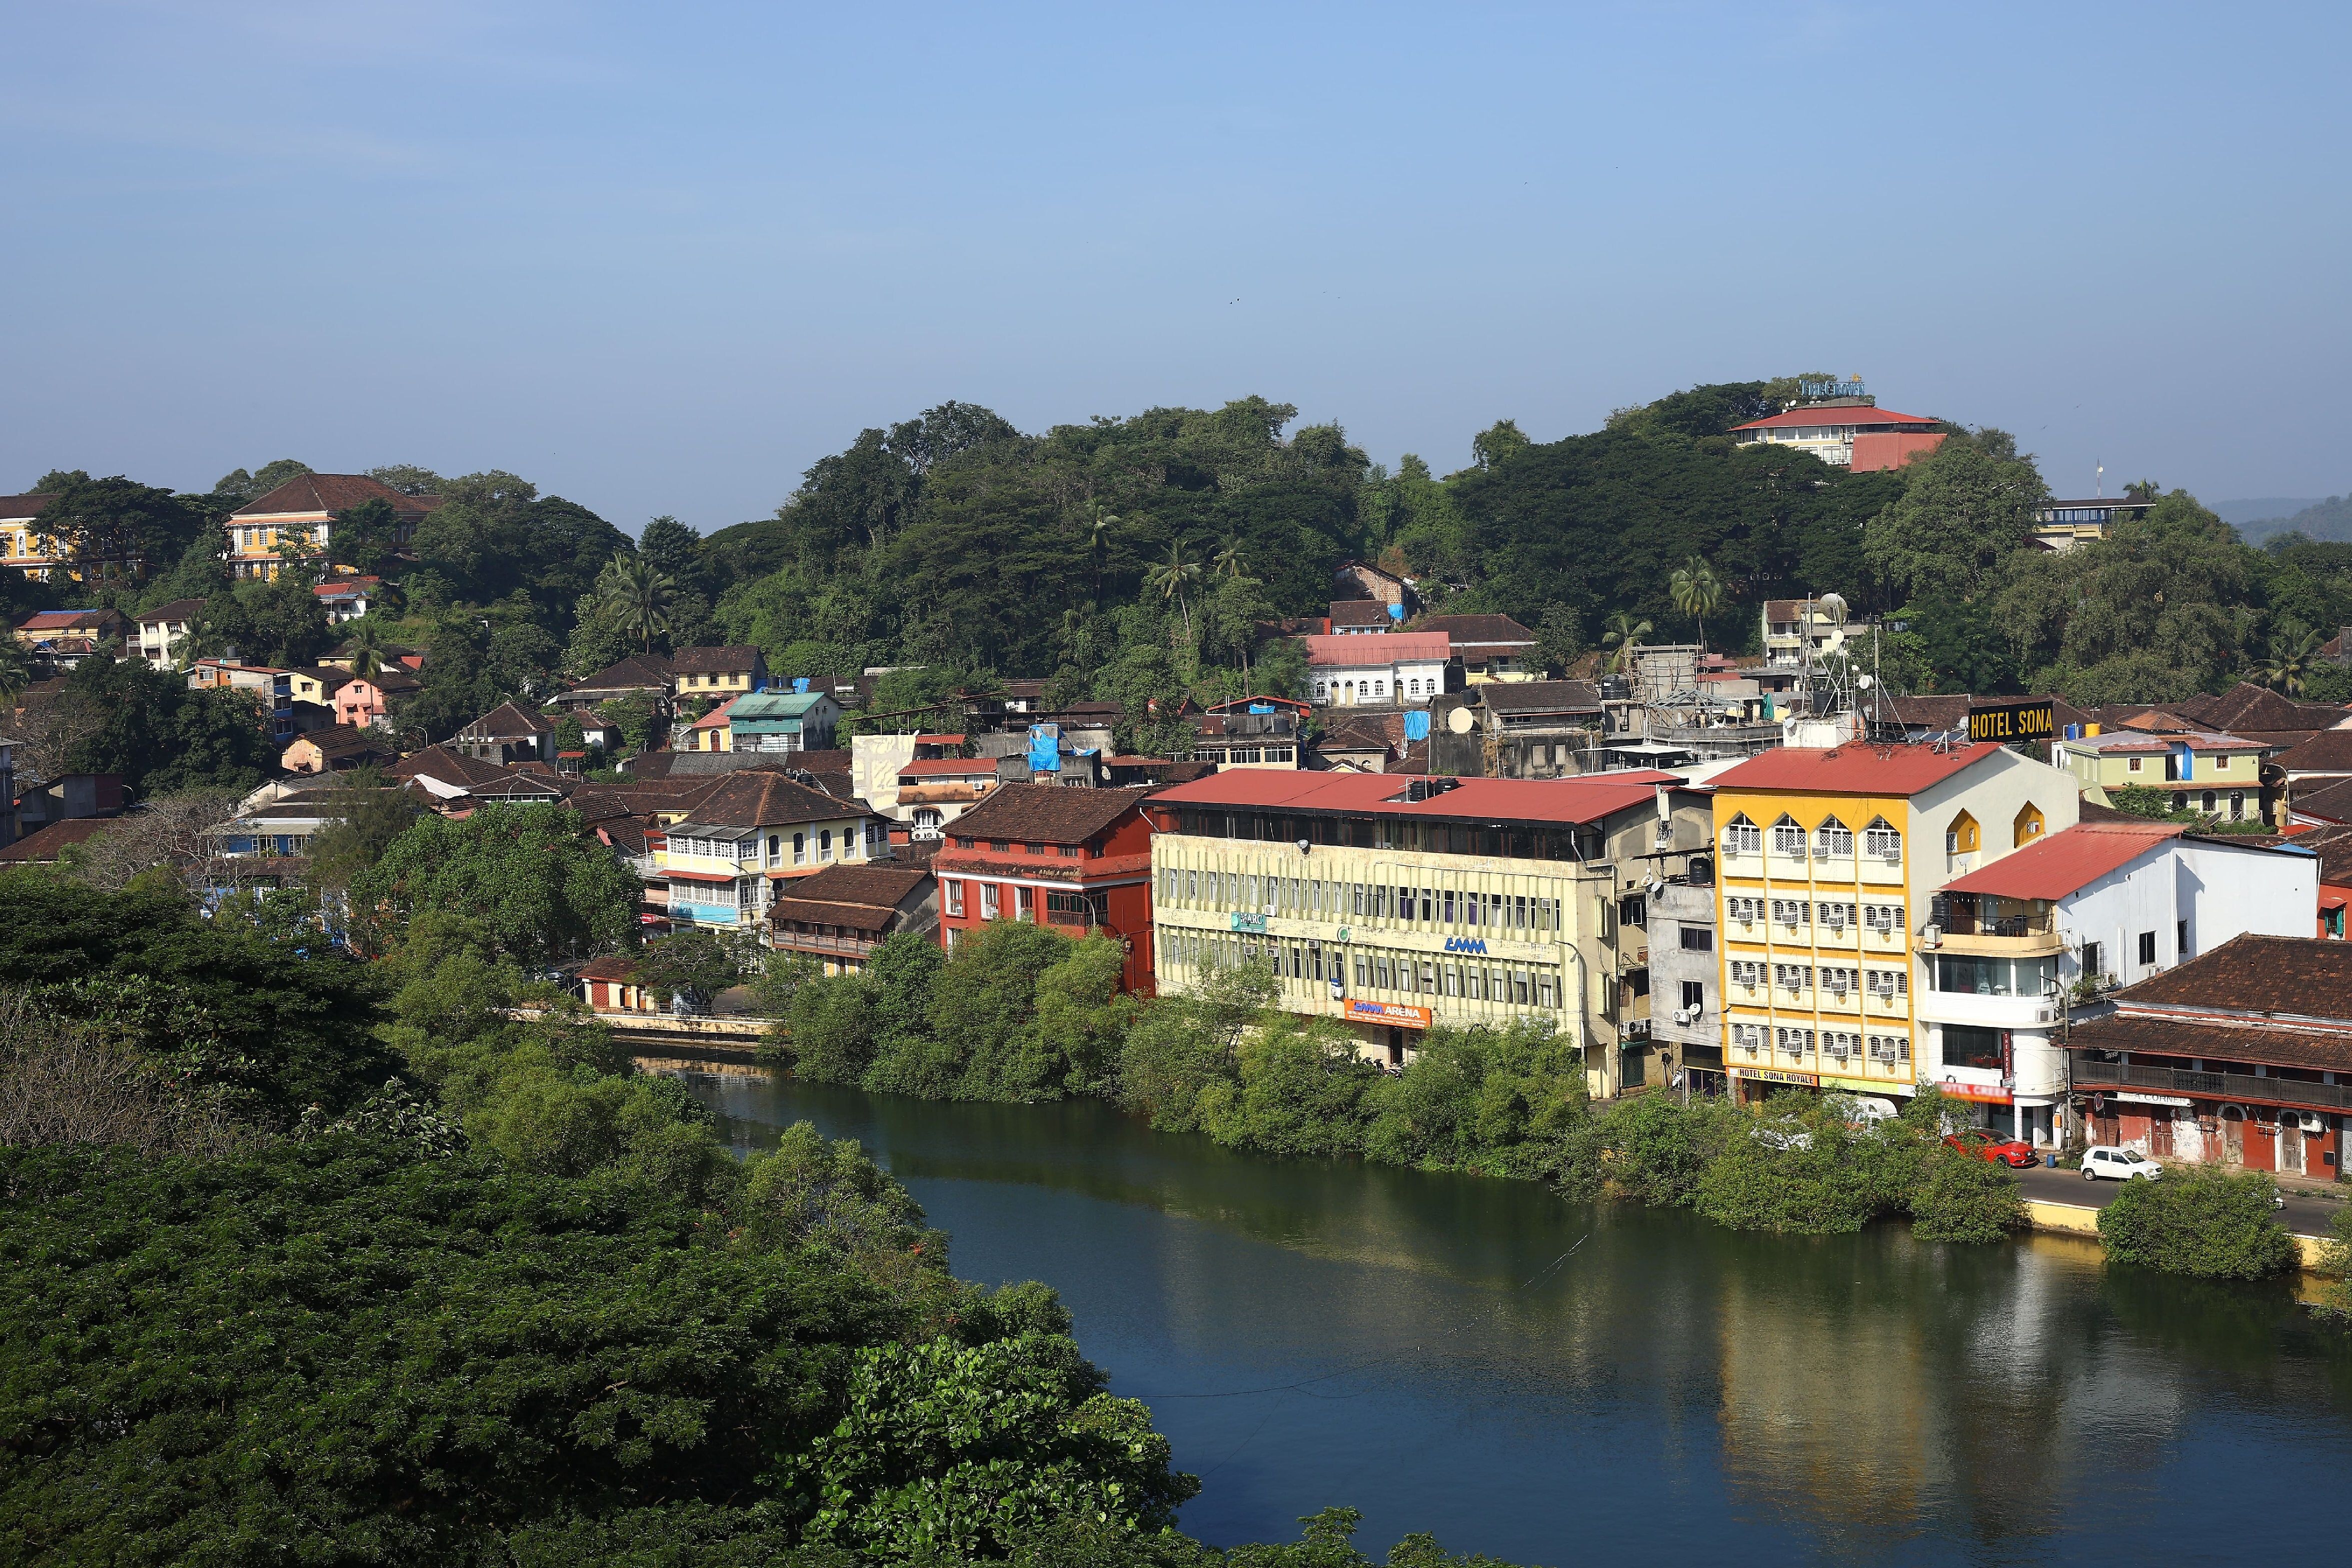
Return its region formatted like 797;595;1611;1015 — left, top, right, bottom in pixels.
1143;768;1713;1094
1709;741;2078;1104
1;492;66;581
227;473;439;581
2051;728;2264;820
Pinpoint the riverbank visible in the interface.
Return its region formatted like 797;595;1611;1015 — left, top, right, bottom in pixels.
679;1068;2352;1566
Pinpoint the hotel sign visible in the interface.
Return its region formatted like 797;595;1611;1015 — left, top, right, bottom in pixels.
1346;999;1433;1030
1733;1067;1818;1088
1967;700;2055;745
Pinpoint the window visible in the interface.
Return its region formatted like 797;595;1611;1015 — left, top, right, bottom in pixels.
1723;814;1761;854
1945;812;1979;855
1679;980;1704;1011
1774;963;1811;994
1731;1022;1763;1056
2177;918;2188;960
944;880;965;916
981;884;1001;920
2012;802;2044;847
1820;966;1855;996
2137;930;2157;966
1863;818;1901;860
2229;790;2245;820
1866;968;1908;999
2200;790;2216;814
1943;1024;2004;1072
793;832;806;866
1678;926;1713;952
1814;818;1853;858
1867;1034;1910;1066
1771;898;1809;930
819;828;834;861
1818;901;1855;933
2128;756;2143;772
768;834;781;865
1726;895;1763;926
1015;886;1032;920
1770;815;1807;857
1863;902;1903;934
1730;960;1763;990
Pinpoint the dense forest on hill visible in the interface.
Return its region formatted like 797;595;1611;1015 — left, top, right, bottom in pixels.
16;380;2352;764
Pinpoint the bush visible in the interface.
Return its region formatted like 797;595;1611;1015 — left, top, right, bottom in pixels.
2097;1166;2298;1278
1199;1019;1380;1158
2311;1206;2352;1328
1909;1149;2026;1243
1558;1092;1734;1204
1363;1020;1587;1178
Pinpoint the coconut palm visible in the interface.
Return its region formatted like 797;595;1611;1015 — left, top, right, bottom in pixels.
1212;537;1245;581
1146;540;1203;640
1082;501;1119;608
2257;628;2323;696
1668;556;1725;654
597;550;675;655
340;618;391;681
1602;610;1652;675
0;636;29;704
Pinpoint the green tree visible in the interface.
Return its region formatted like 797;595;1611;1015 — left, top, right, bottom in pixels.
598;548;676;654
1146;540;1203;641
349;804;641;964
302;774;424;898
34;472;209;584
1532;602;1582;674
209;458;312;504
2097;1166;2298;1278
1668;555;1725;652
1469;418;1532;470
1862;433;2047;604
328;496;404;576
1601;610;1651;674
634;929;744;1010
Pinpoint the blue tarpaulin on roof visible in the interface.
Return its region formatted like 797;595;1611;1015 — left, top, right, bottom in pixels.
1028;723;1062;774
1403;710;1431;742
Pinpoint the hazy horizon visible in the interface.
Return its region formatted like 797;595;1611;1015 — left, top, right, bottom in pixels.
6;3;2347;534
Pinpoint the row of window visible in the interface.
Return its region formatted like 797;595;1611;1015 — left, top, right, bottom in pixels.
667;822;883;866
1723;814;1903;860
1186;746;1297;764
1157;866;1565;932
1728;1022;1912;1063
1724;897;1904;934
1160;930;1562;1008
1730;961;1909;998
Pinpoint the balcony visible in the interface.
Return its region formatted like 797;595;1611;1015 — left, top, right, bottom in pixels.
2072;1057;2352;1114
778;930;881;959
1924;894;2062;955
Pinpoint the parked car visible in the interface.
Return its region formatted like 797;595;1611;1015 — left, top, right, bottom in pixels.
1944;1128;2039;1168
2080;1146;2162;1182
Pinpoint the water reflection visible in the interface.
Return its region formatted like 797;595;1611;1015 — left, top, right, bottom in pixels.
683;1068;2352;1564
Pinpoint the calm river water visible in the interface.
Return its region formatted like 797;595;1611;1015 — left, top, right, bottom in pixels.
684;1069;2352;1565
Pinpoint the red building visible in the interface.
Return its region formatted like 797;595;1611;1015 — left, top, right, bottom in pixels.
928;784;1161;994
2067;934;2352;1178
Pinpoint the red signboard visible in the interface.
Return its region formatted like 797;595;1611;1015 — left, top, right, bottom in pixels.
1345;999;1433;1030
1937;1076;2013;1105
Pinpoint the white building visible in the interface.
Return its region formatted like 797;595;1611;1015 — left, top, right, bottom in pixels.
1305;631;1453;708
1920;821;2318;1148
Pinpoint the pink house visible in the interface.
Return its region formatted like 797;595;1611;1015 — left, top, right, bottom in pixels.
336;669;422;731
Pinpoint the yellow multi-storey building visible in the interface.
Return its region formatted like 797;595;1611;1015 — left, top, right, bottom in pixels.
1143;768;1713;1096
1708;741;2078;1105
227;472;438;580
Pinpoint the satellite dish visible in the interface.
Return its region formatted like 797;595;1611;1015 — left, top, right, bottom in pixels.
1446;705;1476;734
1817;592;1849;626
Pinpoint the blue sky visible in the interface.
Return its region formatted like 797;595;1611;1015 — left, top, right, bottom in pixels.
5;2;2346;532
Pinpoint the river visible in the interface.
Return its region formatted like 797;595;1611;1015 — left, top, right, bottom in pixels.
682;1068;2352;1564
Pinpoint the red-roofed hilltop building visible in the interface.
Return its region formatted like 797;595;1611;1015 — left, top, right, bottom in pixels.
1143;768;1714;1092
1709;738;2080;1119
1730;379;1943;470
1304;631;1454;708
931;784;1162;994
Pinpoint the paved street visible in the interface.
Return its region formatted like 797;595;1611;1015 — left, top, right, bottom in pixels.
2019;1162;2346;1238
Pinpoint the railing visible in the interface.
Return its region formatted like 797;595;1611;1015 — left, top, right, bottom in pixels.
2072;1057;2352;1112
779;932;879;956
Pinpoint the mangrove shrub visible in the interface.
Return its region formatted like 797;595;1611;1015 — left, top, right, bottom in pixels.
2097;1166;2298;1278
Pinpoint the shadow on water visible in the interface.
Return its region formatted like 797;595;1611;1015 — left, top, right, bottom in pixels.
679;1068;2352;1566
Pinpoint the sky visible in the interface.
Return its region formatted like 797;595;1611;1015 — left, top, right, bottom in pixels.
5;2;2348;534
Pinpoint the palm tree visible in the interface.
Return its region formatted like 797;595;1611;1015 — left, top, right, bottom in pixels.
1212;537;1245;581
1602;610;1652;675
0;636;29;705
2257;628;2322;696
1146;540;1202;640
1083;501;1119;609
598;550;675;655
1668;556;1725;654
341;618;391;681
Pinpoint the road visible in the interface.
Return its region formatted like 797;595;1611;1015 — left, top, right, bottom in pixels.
2018;1162;2345;1238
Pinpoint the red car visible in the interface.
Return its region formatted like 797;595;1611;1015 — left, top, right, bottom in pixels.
1945;1128;2039;1168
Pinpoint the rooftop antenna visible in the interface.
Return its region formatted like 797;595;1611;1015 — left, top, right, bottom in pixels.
2096;462;2103;500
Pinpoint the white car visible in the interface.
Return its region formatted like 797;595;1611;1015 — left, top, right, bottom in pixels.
2081;1146;2162;1182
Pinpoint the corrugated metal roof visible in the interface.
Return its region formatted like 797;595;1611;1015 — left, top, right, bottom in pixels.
1710;741;2002;796
1146;768;1679;826
1939;822;2182;899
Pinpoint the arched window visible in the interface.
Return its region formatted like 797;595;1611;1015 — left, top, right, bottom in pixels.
820;828;834;860
1722;813;1761;854
2012;803;2044;847
1770;814;1807;858
1945;811;1979;854
1863;816;1902;860
1815;816;1853;858
793;831;806;865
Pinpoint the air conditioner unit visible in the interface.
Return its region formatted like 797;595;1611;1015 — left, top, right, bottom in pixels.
2299;1112;2326;1134
1674;1005;1699;1026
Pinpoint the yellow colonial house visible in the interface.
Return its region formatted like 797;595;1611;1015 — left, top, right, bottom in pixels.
227;474;440;580
1709;741;2078;1106
2051;727;2266;822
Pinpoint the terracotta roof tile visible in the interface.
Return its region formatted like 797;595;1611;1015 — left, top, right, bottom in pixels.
669;645;763;675
943;782;1157;846
0;817;117;862
232;474;443;519
2110;933;2352;1019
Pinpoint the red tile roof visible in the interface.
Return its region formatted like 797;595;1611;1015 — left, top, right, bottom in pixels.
943;783;1157;846
2274;730;2352;775
1304;632;1450;668
1732;406;1939;432
1939;822;2182;899
1710;740;2005;796
669;645;763;675
1147;768;1679;826
0;493;59;519
2105;932;2352;1022
0;817;117;862
232;474;443;519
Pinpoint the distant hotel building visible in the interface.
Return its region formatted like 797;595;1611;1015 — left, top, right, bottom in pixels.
1731;379;1943;470
2031;496;2154;552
